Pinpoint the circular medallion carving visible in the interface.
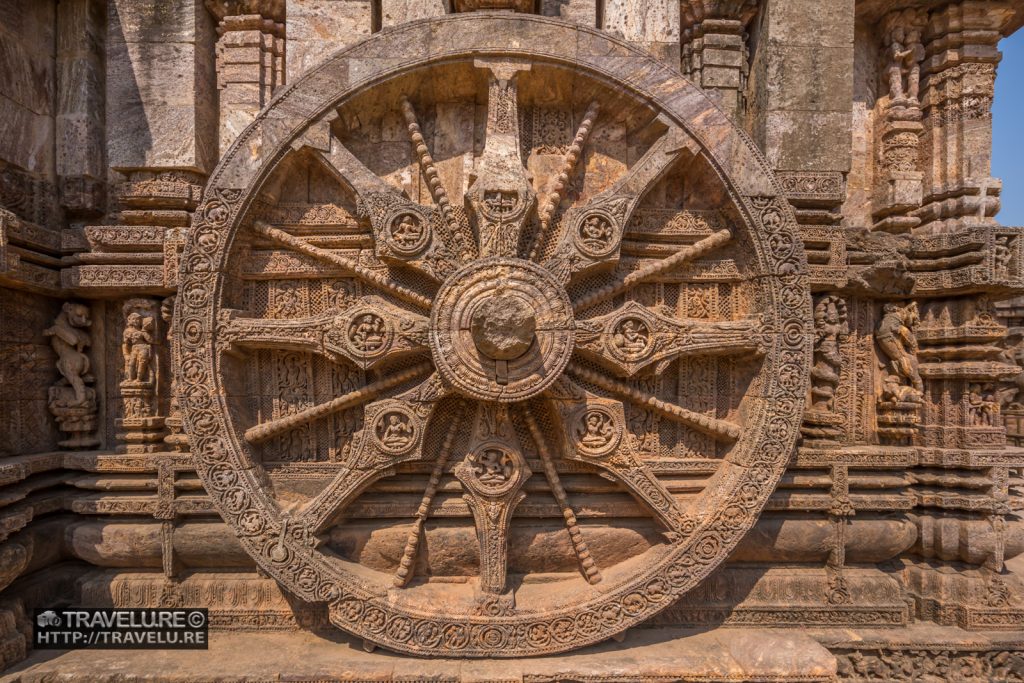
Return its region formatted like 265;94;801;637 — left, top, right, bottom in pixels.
178;15;810;659
573;211;617;259
608;316;652;361
344;310;392;359
373;407;419;455
387;210;430;256
572;407;620;457
430;258;574;402
462;442;522;496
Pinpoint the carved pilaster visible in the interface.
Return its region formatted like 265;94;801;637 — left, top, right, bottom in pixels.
205;0;286;156
914;1;1016;233
872;8;927;233
916;296;1019;450
161;296;188;452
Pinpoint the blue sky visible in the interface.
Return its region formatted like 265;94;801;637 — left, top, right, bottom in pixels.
994;31;1024;225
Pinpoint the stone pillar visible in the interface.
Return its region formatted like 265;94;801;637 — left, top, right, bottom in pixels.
748;0;854;180
680;0;759;116
914;0;1015;233
872;9;927;233
106;0;218;177
539;0;596;26
56;0;106;223
601;0;680;66
748;0;853;233
205;1;286;157
0;0;59;227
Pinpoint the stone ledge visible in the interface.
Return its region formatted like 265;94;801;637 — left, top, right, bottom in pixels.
1;627;837;682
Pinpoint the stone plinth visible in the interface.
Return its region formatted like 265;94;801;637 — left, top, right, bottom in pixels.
0;628;837;682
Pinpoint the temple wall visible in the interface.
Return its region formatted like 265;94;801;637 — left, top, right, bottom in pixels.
1;1;1024;677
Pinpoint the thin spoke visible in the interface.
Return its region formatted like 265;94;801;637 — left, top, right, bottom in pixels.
393;414;463;587
572;229;731;313
530;100;600;261
244;361;432;445
567;361;740;442
400;98;461;240
252;220;432;311
521;406;602;585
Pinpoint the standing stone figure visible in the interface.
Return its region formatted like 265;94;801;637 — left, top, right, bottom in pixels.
122;311;155;384
884;14;925;105
810;296;849;412
876;302;924;400
117;299;163;452
44;302;99;448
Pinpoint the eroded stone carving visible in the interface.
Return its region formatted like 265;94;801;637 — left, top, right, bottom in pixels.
45;302;99;448
2;7;1024;679
117;298;164;453
876;301;923;443
802;295;849;444
882;10;926;107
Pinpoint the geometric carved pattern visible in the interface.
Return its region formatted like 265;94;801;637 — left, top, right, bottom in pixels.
177;16;811;657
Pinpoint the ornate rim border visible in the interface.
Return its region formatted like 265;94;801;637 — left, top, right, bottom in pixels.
176;14;813;657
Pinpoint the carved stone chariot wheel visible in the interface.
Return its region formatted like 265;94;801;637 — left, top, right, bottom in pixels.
176;15;811;656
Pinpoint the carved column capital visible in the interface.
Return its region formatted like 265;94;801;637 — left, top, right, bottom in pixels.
204;0;285;23
679;0;759;32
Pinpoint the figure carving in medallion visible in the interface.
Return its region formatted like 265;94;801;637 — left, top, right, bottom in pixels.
577;409;615;451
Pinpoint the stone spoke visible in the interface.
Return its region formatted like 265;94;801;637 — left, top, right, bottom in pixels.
219;304;429;370
291;372;450;534
243;362;433;445
399;97;471;257
541;120;700;283
466;59;535;259
530;100;601;261
393;413;464;587
566;361;740;442
454;403;532;601
546;386;695;536
251;221;433;311
521;406;602;584
306;136;461;282
572;229;732;313
574;300;764;376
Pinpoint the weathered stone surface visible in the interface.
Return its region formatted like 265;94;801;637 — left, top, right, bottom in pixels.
1;1;1024;679
1;628;838;682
